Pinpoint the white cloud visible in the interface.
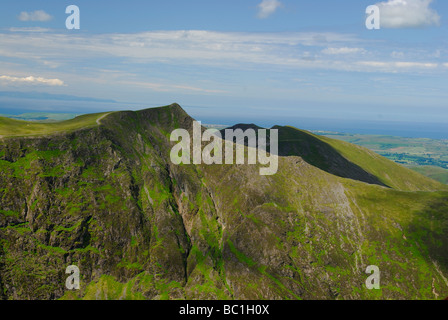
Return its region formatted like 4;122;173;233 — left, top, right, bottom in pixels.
375;0;440;28
391;51;405;58
0;30;359;68
257;0;282;19
123;80;227;94
357;61;438;69
18;10;52;22
322;47;366;55
9;27;51;33
42;60;62;69
0;30;444;77
394;61;437;68
0;75;65;86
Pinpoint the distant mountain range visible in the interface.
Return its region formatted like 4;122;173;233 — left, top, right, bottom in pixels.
0;104;447;300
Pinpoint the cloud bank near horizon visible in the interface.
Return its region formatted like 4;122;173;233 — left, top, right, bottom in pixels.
0;75;65;87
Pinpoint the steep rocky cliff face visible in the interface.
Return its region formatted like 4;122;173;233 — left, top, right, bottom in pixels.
0;104;447;300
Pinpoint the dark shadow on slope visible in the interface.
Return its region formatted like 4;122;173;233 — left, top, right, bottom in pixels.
220;124;389;187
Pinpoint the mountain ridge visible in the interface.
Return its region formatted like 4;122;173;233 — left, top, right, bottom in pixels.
1;103;447;300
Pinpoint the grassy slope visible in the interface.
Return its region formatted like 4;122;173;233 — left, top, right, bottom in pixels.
342;179;448;299
0;112;111;137
409;166;448;185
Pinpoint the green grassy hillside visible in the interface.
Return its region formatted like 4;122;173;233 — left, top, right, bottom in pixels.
0;112;111;138
409;166;448;185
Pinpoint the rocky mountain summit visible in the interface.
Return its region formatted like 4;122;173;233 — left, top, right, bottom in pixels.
0;104;447;300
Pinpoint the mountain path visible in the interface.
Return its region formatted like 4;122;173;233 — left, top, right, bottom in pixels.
96;112;111;125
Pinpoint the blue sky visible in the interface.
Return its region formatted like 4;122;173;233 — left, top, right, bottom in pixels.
0;0;447;130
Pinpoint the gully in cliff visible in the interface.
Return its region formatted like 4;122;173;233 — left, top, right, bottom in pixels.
170;121;278;176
